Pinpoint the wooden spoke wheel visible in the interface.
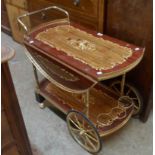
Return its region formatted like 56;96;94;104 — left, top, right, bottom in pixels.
110;81;143;117
66;110;102;153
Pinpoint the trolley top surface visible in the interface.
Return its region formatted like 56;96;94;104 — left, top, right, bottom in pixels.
24;20;144;81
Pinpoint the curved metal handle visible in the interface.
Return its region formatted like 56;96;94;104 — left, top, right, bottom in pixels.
17;6;70;32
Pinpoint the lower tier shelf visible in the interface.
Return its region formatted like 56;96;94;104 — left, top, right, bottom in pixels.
36;79;133;137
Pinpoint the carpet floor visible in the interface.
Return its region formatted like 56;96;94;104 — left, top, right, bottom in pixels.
2;32;153;155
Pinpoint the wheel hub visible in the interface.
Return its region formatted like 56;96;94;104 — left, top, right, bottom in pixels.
79;129;85;135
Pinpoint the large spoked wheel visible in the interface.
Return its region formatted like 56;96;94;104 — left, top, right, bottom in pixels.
110;81;143;117
66;110;102;153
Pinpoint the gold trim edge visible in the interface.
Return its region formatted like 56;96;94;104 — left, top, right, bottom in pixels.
99;110;133;137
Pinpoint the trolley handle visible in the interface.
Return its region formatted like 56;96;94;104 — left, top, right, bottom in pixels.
17;6;70;32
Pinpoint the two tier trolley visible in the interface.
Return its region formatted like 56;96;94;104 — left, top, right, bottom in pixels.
18;6;144;153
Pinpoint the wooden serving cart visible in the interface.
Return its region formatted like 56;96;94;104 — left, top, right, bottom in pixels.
18;6;144;153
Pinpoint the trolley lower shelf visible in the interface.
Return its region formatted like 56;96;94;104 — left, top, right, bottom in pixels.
36;79;133;137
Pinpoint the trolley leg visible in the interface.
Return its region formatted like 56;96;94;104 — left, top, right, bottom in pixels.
82;90;90;118
120;73;126;96
33;64;40;88
32;64;45;106
35;92;45;103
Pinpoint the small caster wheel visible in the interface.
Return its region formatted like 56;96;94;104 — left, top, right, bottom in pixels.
39;102;45;109
35;92;45;103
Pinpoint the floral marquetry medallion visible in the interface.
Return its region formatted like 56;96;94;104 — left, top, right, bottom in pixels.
66;37;96;52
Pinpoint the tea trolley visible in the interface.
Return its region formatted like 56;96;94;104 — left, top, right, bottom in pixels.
18;6;144;153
